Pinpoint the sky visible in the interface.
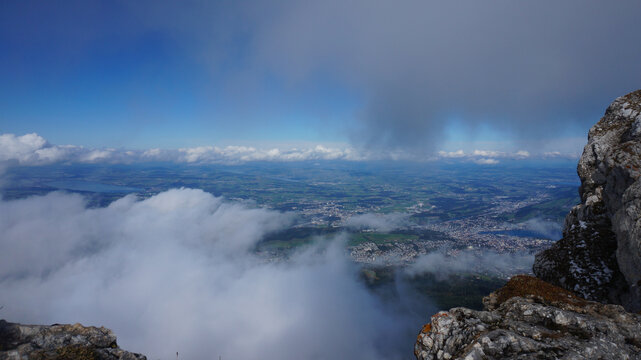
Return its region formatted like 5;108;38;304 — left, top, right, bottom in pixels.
2;3;628;357
1;0;641;159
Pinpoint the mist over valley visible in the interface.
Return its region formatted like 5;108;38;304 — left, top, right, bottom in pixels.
0;160;577;359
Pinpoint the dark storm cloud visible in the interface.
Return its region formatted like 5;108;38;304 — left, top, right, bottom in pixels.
249;0;641;150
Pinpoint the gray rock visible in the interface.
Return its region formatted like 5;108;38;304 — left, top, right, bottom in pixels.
534;89;641;311
0;320;146;360
414;276;641;360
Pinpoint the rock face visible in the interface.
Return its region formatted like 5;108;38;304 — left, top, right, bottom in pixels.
534;89;641;311
414;276;641;360
415;90;641;359
0;320;146;360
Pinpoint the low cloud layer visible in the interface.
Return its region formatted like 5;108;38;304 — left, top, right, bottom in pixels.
438;149;532;165
522;218;563;240
0;132;579;166
0;133;363;165
406;250;534;281
0;189;416;359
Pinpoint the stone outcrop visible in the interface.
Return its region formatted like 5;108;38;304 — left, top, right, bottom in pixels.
0;320;146;360
415;90;641;359
534;89;641;311
414;275;641;360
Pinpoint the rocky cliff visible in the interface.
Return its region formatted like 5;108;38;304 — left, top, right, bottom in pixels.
415;276;641;360
0;320;146;360
415;90;641;359
534;89;641;311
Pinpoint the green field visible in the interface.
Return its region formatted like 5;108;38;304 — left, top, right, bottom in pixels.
2;161;579;221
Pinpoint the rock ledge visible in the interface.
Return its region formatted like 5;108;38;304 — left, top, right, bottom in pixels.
0;320;146;360
414;275;641;360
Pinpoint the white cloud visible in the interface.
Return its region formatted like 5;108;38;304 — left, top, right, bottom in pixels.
472;149;501;157
542;151;578;159
522;218;562;240
406;250;534;281
0;133;75;165
437;148;537;164
474;158;499;165
0;133;364;165
0;189;416;359
81;149;115;162
437;149;465;158
170;145;364;163
0;132;578;166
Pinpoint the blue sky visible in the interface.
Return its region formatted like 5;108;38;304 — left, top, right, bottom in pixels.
1;0;640;156
0;1;358;149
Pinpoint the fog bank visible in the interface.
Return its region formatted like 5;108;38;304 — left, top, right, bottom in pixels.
0;189;416;359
